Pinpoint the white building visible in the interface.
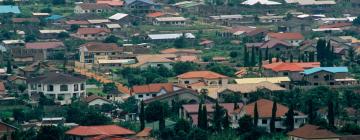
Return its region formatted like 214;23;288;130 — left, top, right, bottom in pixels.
153;17;187;26
27;72;86;105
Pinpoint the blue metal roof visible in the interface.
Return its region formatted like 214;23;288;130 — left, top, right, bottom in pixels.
0;5;21;14
45;15;63;20
303;67;348;75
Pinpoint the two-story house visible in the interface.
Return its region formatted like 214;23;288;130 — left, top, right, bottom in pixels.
265;32;304;46
74;3;112;14
131;83;183;100
302;67;357;86
246;39;295;58
287;124;340;140
79;42;124;68
124;0;160;14
177;71;229;87
27;72;86;105
153;17;187;26
240;99;307;132
263;62;320;81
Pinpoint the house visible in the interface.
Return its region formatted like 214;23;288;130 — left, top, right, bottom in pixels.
84;95;111;106
27;72;87;105
177;71;229;86
0;121;17;140
287;124;340;140
12;18;40;24
66;125;135;140
1;40;25;47
217;82;286;103
180;103;244;127
235;77;291;89
160;48;201;56
259;15;285;23
74;3;112;14
25;42;65;60
131;54;176;69
38;30;67;39
131;83;183;100
146;11;166;22
65;20;90;28
74;28;110;40
209;14;254;26
288;0;336;6
124;0;160;14
144;88;214;105
95;59;135;71
153;17;187;26
87;19;111;28
265;32;304;46
0;5;21;14
78;42;124;68
302;67;357;86
18;61;59;77
147;33;195;42
247;39;294;58
241;99;307;132
105;23;121;31
108;13;130;25
263;62;320;81
97;0;124;7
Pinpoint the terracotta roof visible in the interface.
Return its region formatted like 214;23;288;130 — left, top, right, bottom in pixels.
27;72;86;84
77;3;112;10
25;42;64;49
66;125;135;136
199;39;214;45
136;128;152;137
176;55;198;62
85;95;111;103
147;12;165;18
160;48;201;54
267;32;304;40
319;23;352;29
66;20;90;25
97;0;124;6
177;71;228;79
263;62;320;72
0;82;5;93
244;99;304;118
12;18;40;23
132;83;175;94
77;28;110;35
81;42;122;52
117;83;131;94
287;124;340;139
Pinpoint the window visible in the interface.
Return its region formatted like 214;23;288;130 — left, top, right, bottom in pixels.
313;75;319;79
283;72;289;76
47;85;54;91
262;119;267;124
138;95;143;98
184;81;190;84
81;84;85;90
60;85;68;91
146;94;150;96
152;94;157;97
276;48;280;51
218;80;222;85
74;84;79;91
314;83;319;86
31;84;36;90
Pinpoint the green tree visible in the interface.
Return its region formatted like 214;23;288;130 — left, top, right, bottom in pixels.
6;59;12;74
285;104;295;131
230;51;238;58
290;54;293;63
258;50;262;68
36;125;66;140
254;102;259;126
265;47;269;60
328;100;335;129
212;101;224;132
251;47;256;66
238;115;253;133
187;128;208;140
140;100;145;130
145;101;169;124
102;83;117;94
57;32;69;40
270;100;277;133
70;25;79;32
25;34;36;42
174;119;191;133
222;111;230;129
174;34;186;48
198;102;204;129
353;15;360;26
173;62;199;75
269;53;273;64
104;35;119;43
52;0;66;5
202;105;208;130
244;46;249;66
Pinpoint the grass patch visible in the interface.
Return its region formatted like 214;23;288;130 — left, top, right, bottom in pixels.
87;88;105;96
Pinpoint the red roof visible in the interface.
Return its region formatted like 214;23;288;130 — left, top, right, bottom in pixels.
177;71;228;79
287;124;340;139
81;42;122;52
147;12;165;18
66;20;90;25
66;125;135;137
25;42;64;49
263;62;320;72
132;83;175;94
97;0;124;6
12;18;40;23
244;99;304;118
319;23;352;29
0;82;5;93
77;28;110;35
267;32;304;40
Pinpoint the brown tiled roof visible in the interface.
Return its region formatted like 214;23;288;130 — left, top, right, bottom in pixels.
260;39;292;48
147;12;165;18
177;71;228;79
27;72;86;84
81;42;122;52
78;3;112;10
12;18;40;23
287;124;340;139
263;62;320;72
132;83;175;94
144;88;200;104
66;125;135;136
65;20;90;25
267;32;304;40
0;82;5;93
25;42;64;49
76;28;110;35
136;128;152;137
97;0;124;6
84;95;111;103
244;99;304;118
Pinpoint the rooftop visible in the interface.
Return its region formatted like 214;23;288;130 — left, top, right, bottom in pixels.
303;67;349;75
0;5;20;14
263;62;320;72
235;77;291;84
148;33;195;40
66;125;135;136
25;42;64;49
244;99;304;118
132;83;176;94
177;71;228;79
76;28;110;35
267;32;304;40
27;72;86;84
81;42;122;52
287;124;340;139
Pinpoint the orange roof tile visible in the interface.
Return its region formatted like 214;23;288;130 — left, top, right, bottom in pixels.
177;71;228;79
244;99;304;118
66;125;135;136
132;83;175;94
97;0;124;6
147;12;165;18
136;128;152;137
287;124;340;139
267;32;304;40
263;62;320;72
77;28;110;35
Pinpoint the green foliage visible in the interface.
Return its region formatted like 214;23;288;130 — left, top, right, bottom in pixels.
212;101;225;132
104;35;119;43
25;34;37;42
174;119;191;133
140;100;145;130
119;66;174;86
270;101;277;133
285;104;294;131
102;82;117;94
229;51;238;58
6;59;12;74
174;34;186;48
11;127;37;140
206;63;236;77
173;62;199;75
353;15;360;26
52;0;66;5
145;101;169;123
40;7;52;13
57;32;69;39
340;124;360;135
118;96;138;113
70;25;80;32
187;128;208;140
254;103;259;126
36;125;67;140
238;115;254;134
66;101;111;125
